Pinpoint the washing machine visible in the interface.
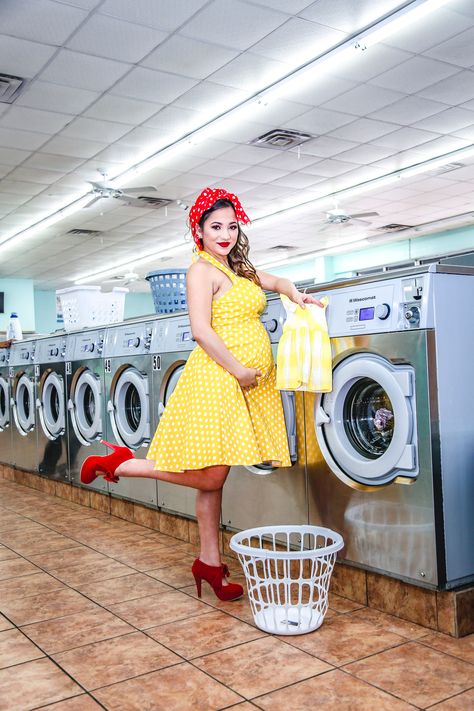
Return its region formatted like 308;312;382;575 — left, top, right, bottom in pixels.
9;338;38;471
66;327;108;492
104;319;157;505
306;263;474;589
35;334;69;481
150;313;196;517
0;346;12;465
222;297;305;532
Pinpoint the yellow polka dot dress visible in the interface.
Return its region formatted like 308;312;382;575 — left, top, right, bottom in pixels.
147;250;292;473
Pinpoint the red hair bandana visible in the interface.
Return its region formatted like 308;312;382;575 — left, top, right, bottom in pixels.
189;187;251;250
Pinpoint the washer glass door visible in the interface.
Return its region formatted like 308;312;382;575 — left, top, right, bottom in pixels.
110;367;150;449
0;376;9;430
39;372;65;439
315;353;417;488
14;374;35;434
72;369;102;443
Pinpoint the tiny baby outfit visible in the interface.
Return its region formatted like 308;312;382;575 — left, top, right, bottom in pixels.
147;250;292;473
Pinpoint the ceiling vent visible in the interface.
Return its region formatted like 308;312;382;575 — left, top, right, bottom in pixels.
250;129;314;150
268;244;297;251
427;161;465;176
0;74;27;103
126;196;173;209
375;223;413;232
67;229;103;236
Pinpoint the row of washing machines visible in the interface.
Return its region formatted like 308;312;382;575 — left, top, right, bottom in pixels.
1;263;473;593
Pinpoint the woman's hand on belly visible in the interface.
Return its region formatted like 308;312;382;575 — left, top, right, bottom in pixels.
235;366;262;388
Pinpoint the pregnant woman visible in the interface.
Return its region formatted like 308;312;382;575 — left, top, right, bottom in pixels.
81;187;321;601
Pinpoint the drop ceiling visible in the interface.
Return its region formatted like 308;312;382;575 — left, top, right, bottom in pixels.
0;0;473;291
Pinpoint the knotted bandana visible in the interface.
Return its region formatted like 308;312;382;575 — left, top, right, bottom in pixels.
189;187;251;250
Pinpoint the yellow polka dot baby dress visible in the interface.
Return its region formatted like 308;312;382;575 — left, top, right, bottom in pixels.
146;250;292;473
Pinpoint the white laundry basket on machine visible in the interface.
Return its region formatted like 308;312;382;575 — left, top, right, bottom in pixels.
230;525;344;635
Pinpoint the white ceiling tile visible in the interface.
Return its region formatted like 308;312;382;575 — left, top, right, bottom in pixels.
184;139;238;160
373;126;441;150
0;0;87;44
22;152;84;172
370;56;460;94
180;0;287;51
191;159;249;179
111;67;197;104
0;165;12;179
228;165;287;183
60;117;133;143
99;0;208;32
290;75;358;107
425;26;474;69
335;144;397;165
449;0;474;18
419;69;474;105
250;17;344;64
369;96;448;126
259;151;317;171
16;80;99;114
250;0;313;11
0;147;30;167
413;106;474;134
451;123;474;141
406;134;472;158
297;135;359;158
209;53;290;92
0;107;71;135
0;127;48;151
38;135;106;159
0;35;57;77
0;181;45;197
296;159;356;178
271;172;321;188
173;82;248;113
385;7;473;53
299;0;406;33
329;45;413;83
54;0;101;8
285;107;356;135
322;84;405;115
84;95;162;125
143;105;203;135
67;14;167;63
142;35;238;80
329;118;398;142
92;143;147;165
41;50;131;91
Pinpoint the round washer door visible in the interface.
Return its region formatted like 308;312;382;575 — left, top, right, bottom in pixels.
38;372;65;439
158;362;184;418
315;353;417;488
109;367;150;449
0;376;9;430
71;369;102;443
246;390;297;475
14;374;35;434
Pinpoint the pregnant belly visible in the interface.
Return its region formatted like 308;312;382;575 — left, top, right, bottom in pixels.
221;322;274;379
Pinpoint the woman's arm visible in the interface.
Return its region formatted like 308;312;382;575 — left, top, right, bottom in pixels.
256;269;323;308
187;262;257;383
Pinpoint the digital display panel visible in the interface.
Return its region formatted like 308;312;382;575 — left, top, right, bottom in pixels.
359;307;375;321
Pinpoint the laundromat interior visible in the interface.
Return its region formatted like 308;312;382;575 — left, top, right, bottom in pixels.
0;1;474;709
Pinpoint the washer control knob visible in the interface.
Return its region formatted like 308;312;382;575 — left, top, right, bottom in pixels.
376;303;390;320
405;306;420;325
265;319;278;333
133;337;140;348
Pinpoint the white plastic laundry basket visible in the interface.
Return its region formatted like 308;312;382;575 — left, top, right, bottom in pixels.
230;525;344;635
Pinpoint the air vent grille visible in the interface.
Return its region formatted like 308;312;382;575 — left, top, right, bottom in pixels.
134;196;173;208
250;129;314;150
375;224;413;232
0;74;27;103
67;229;103;236
269;244;297;251
427;161;465;176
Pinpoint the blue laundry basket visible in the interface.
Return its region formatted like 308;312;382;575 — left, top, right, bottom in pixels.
146;268;188;314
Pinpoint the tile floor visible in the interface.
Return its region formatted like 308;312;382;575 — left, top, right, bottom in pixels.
0;479;473;711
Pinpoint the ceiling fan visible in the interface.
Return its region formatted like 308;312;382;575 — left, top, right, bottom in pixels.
83;171;158;209
321;207;380;229
104;269;145;286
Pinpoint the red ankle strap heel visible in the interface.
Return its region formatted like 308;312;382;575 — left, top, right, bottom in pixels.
80;440;134;485
191;558;243;602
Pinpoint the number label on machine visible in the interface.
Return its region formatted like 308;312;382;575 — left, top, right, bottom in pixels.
152;355;161;371
104;358;111;373
66;362;72;375
9;367;13;378
34;365;40;377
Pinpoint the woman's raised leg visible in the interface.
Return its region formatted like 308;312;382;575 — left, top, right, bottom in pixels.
115;459;229;492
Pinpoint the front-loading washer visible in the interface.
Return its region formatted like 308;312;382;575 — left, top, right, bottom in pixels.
103;319;157;505
0;346;12;466
9;339;38;471
306;263;474;589
221;297;305;533
35;334;69;481
66;327;107;492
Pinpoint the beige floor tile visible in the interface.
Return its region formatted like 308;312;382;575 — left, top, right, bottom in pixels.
348;607;430;640
254;669;417;710
0;572;66;602
21;608;134;654
328;593;366;613
225;704;260;710
428;688;474;710
0;657;82;710
147;609;264;658
0;628;44;669
28;546;109;571
345;641;474;708
0;588;98;626
108;590;214;629
282;611;406;665
47;558;135;585
93;662;242;710
0;558;40;581
53;631;180;690
0;546;18;562
35;695;103;710
110;545;191;572
3;535;77;557
146;561;196;588
419;631;474;664
194;636;332;698
0;614;13;632
73;572;172;605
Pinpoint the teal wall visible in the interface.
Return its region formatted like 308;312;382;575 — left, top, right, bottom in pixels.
0;278;35;335
124;292;154;320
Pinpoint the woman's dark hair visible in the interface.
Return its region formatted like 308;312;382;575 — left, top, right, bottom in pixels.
197;198;261;286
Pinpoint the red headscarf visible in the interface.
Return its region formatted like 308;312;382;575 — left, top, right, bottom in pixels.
188;187;251;250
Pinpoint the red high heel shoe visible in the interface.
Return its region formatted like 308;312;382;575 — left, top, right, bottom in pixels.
80;440;133;485
192;558;244;601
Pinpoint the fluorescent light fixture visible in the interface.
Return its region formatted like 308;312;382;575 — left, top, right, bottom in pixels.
74;241;190;285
